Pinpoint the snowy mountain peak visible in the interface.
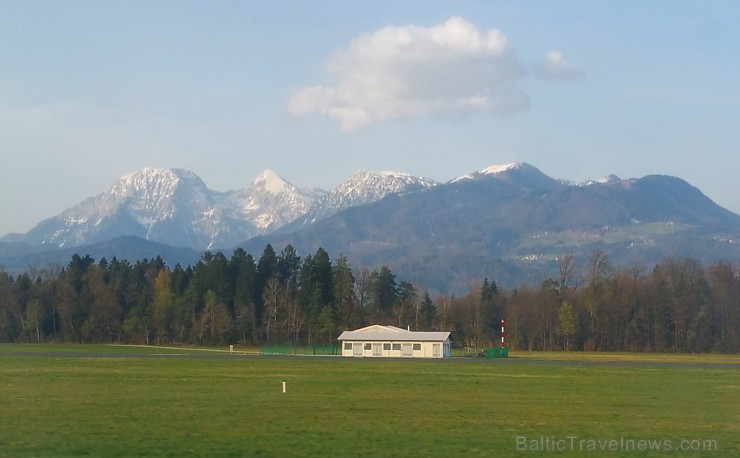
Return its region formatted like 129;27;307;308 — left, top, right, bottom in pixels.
111;167;210;199
18;167;254;250
579;175;622;187
114;167;178;195
221;170;325;232
348;170;437;188
452;162;528;183
109;167;214;221
451;162;559;190
480;162;530;175
252;169;293;195
378;170;413;178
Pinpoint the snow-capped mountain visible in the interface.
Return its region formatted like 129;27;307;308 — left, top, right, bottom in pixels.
18;168;323;251
9;167;441;251
218;170;326;232
5;163;629;252
580;174;622;186
450;162;561;190
288;170;439;228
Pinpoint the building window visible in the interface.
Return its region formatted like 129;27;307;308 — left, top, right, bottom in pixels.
344;343;352;350
413;343;421;351
364;343;372;350
383;343;391;350
392;343;401;351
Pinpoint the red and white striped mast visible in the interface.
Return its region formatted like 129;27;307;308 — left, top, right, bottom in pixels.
501;319;506;348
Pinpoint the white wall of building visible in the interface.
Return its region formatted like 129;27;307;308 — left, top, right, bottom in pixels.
340;339;450;358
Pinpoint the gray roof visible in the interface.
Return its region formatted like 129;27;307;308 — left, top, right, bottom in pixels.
337;330;451;342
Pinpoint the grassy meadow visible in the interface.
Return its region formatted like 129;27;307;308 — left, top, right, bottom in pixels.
0;345;737;457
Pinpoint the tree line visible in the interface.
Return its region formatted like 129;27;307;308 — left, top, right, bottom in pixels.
0;246;737;352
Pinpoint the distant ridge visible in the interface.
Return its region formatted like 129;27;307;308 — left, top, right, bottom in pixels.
0;236;202;273
243;167;740;292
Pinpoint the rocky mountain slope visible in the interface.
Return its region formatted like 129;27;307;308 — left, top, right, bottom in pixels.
281;170;438;232
4;167;440;251
10;168;323;250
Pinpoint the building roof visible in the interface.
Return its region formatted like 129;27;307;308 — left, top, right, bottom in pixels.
337;325;451;342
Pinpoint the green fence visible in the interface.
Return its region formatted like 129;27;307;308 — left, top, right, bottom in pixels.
259;345;339;356
312;345;339;356
260;345;294;356
451;347;485;358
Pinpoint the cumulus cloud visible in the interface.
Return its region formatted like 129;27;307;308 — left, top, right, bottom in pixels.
288;17;529;131
533;51;584;81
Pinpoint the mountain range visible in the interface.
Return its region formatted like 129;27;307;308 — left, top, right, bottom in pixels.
3;163;739;292
4;168;321;250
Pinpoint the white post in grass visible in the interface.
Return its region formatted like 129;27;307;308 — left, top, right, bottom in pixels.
229;345;234;353
282;381;287;393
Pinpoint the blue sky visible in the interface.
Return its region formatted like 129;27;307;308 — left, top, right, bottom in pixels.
1;1;739;235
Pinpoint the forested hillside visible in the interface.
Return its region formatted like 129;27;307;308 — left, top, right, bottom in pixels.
0;246;737;353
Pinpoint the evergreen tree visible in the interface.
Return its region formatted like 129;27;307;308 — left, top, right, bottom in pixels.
394;280;416;329
333;255;359;330
231;249;258;344
418;291;436;330
277;245;301;294
311;248;334;308
368;266;398;323
0;270;19;341
255;244;278;335
480;278;502;344
317;305;335;344
556;301;578;351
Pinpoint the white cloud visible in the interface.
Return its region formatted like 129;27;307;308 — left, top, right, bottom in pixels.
288;17;529;131
534;51;584;81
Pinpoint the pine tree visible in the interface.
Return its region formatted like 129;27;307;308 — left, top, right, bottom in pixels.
556;301;578;351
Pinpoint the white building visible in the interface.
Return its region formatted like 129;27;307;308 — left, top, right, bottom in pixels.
337;325;452;358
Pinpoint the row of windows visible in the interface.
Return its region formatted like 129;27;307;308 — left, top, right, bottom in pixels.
344;343;422;351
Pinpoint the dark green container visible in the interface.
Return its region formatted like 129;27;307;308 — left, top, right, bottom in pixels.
483;347;509;358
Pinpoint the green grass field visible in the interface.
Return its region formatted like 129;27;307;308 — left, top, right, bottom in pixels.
1;345;737;457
